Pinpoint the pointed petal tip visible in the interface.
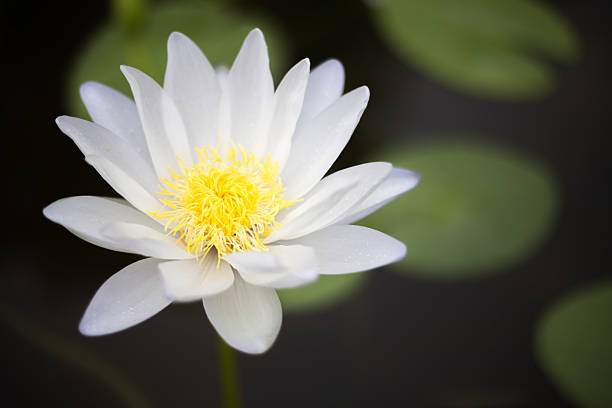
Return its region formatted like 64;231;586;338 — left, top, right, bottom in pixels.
79;81;100;98
296;57;311;72
241;339;274;355
248;27;264;38
358;85;370;99
168;31;186;42
78;313;113;337
393;167;422;191
167;31;198;50
78;319;97;336
42;201;56;221
394;240;408;263
55;115;68;126
317;58;344;74
42;198;67;222
242;28;267;50
119;65;137;78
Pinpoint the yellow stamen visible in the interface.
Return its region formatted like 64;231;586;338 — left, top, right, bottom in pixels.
149;143;295;262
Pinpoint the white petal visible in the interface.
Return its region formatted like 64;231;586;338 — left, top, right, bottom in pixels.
164;32;220;150
267;162;391;242
281;86;370;200
203;274;282;354
215;65;230;143
287;225;406;275
265;58;310;170
223;28;274;155
85;155;162;215
101;222;192;260
121;65;193;179
338;167;421;225
159;257;234;302
79;258;171;336
296;59;344;129
43;196;184;258
79;81;151;164
215;65;229;88
224;245;317;288
56;116;158;197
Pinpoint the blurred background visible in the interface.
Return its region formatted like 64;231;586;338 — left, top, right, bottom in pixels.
1;0;611;407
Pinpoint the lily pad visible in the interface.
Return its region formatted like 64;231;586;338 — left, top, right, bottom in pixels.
536;281;612;408
371;0;579;100
278;273;368;315
67;2;288;117
362;140;559;278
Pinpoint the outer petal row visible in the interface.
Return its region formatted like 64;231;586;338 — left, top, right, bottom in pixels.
338;167;420;225
267;162;392;242
203;274;282;355
159;256;234;301
224;245;318;288
287;225;406;275
43;196;190;259
55;116;161;214
79;255;281;354
79;258;171;336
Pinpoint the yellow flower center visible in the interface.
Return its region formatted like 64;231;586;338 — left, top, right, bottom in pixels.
149;143;295;260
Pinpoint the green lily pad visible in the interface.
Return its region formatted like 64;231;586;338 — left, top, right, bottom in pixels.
278;273;368;315
362;140;559;279
370;0;579;100
68;2;288;117
536;281;612;408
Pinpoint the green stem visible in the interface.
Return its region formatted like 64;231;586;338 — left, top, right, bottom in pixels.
218;336;242;408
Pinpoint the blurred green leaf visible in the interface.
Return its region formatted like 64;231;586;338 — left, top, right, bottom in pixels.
111;0;148;31
536;281;612;408
371;0;579;100
278;273;368;315
362;139;559;278
68;2;288;117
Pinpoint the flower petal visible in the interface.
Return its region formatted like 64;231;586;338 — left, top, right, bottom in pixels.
79;258;171;336
287;225;406;275
79;81;151;164
101;222;192;260
121;65;193;179
337;167;421;225
222;28;274;155
85;155;162;214
267;162;391;242
296;59;344;129
224;245;318;289
159;257;234;302
281;86;370;200
164;32;220;150
43;196;184;258
56;116;158;198
265;58;310;170
203;274;282;354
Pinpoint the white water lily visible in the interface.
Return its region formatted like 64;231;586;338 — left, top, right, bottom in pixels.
43;29;419;354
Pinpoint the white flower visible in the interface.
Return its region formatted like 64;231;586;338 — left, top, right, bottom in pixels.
43;29;420;354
